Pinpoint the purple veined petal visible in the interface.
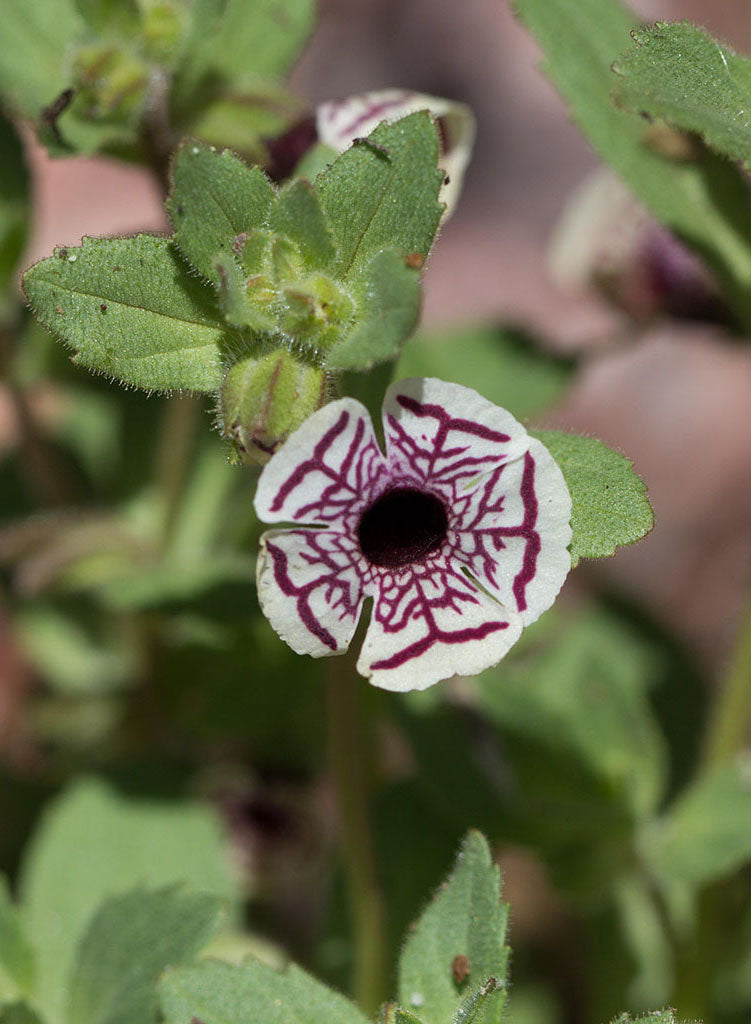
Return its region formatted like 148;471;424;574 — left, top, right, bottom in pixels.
382;378;531;492
357;557;523;691
316;89;475;220
254;397;389;528
451;436;572;627
257;528;365;657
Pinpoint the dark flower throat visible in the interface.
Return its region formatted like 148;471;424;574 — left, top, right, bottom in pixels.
357;487;448;568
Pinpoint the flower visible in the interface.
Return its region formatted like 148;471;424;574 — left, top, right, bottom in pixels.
254;379;572;691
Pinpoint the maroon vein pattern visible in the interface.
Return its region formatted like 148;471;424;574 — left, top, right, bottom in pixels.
255;379;571;690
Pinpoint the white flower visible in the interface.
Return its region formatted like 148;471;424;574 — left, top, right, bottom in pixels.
316;90;475;220
254;379;572;692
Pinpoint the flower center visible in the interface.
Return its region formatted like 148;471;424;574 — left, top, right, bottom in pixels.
357;487;448;568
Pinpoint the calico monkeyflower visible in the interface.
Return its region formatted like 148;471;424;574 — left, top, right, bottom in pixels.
254;379;572;691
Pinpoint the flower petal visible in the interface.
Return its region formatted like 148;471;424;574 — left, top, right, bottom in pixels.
257;529;364;657
254;397;387;527
357;559;522;691
382;377;530;489
451;437;572;625
316;90;475;220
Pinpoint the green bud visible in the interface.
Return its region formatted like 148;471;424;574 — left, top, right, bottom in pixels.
140;1;185;61
220;349;329;464
280;274;354;350
71;43;149;121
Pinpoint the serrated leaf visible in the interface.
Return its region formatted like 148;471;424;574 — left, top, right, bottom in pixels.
0;878;34;1003
646;757;751;887
316;112;444;277
398;832;509;1024
532;431;653;566
168;142;276;286
613;22;751;170
0;0;84;117
512;0;751;328
19;778;239;1024
609;1013;687;1024
159;958;369;1024
68;887;224;1024
326;249;420;370
394;325;575;420
0;111;30;317
23;235;229;392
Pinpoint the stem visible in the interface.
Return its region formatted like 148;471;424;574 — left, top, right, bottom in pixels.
702;591;751;769
326;654;387;1016
152;393;202;553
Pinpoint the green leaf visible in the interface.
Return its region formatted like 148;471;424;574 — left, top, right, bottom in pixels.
0;0;84;117
512;0;751;329
646;757;751;887
0;111;30;317
19;778;239;1024
0;878;34;1003
613;22;751;170
22;235;230;392
609;1014;688;1024
381;1008;428;1024
316;112;444;277
159;958;369;1024
0;1005;44;1024
532;431;653;566
269;180;336;272
180;0;315;83
327;250;421;370
394;325;575;420
398;832;509;1024
69;887;224;1024
168;142;276;286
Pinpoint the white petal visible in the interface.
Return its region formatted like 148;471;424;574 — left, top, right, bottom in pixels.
256;529;364;657
452;437;572;626
382;378;530;488
254;398;387;526
316;89;475;220
357;560;522;691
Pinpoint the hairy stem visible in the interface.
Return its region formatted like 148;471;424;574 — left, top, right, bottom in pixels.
326;654;387;1016
702;590;751;769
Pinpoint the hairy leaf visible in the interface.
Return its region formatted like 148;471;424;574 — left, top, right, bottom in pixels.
614;22;751;170
23;235;229;392
159;958;369;1024
19;778;238;1023
398;832;509;1024
316;112;444;277
533;431;653;565
69;887;224;1024
512;0;751;328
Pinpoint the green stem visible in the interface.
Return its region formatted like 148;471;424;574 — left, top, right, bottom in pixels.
152;393;202;553
702;591;751;769
326;654;387;1016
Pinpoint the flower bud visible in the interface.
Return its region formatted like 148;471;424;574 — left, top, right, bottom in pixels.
220;350;329;465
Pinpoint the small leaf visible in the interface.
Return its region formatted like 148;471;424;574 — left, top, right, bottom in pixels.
19;778;239;1024
381;1007;427;1024
68;887;224;1024
23;235;229;392
398;832;509;1024
326;250;421;370
0;877;34;1002
609;1013;688;1024
646;756;751;887
269;179;336;272
532;431;653;566
512;0;751;329
159;958;369;1024
316;112;444;277
613;22;751;170
168;142;276;286
394;325;575;420
0;111;30;317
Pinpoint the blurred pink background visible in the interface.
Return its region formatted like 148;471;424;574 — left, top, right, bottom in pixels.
19;0;751;671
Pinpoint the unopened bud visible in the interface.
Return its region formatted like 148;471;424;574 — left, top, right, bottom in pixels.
220;350;329;465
